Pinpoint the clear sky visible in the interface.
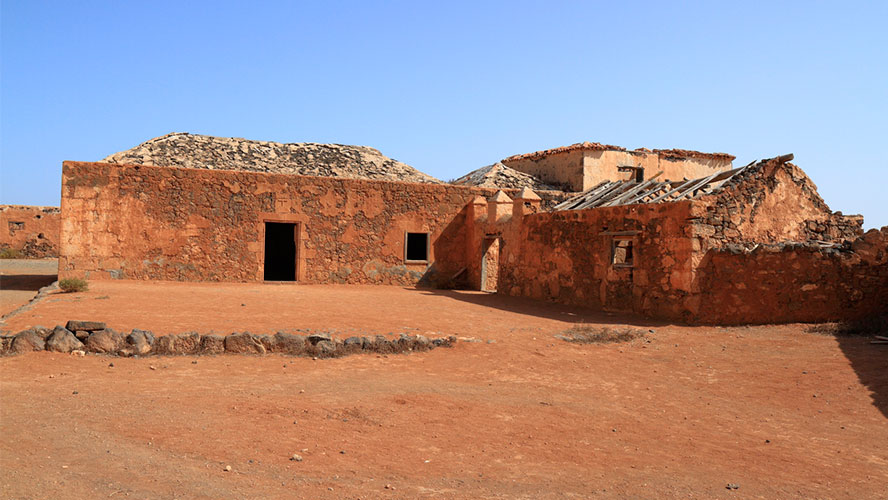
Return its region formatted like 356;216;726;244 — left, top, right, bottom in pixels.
2;1;886;228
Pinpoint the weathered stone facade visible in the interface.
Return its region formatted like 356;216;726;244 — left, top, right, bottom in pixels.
60;161;500;283
0;205;61;257
56;146;885;326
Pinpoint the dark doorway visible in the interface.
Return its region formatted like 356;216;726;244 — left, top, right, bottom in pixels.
264;222;296;281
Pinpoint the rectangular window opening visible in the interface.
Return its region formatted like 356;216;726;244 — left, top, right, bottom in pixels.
612;238;634;268
405;232;430;263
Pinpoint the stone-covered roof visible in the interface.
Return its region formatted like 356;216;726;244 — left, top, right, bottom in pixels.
654;148;736;162
101;132;441;184
503;142;624;162
450;162;562;191
502;142;735;163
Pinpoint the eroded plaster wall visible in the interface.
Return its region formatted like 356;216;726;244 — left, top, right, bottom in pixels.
504;148;734;192
0;205;61;258
59;161;494;284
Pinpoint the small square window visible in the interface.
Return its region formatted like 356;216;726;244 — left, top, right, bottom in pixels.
612;239;634;267
405;232;430;262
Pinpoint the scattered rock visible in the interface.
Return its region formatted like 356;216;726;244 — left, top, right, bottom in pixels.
65;320;106;332
257;334;277;352
45;326;83;353
290;454;303;462
726;483;740;490
154;332;201;355
307;332;332;345
123;329;155;356
224;332;266;354
199;335;225;354
273;332;306;355
85;329;125;354
11;328;46;353
224;465;232;472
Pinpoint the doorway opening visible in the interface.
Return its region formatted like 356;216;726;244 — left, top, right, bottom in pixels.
481;237;500;292
264;222;297;281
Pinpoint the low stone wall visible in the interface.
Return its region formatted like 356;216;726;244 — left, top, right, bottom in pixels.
692;228;888;324
0;205;60;257
0;321;457;358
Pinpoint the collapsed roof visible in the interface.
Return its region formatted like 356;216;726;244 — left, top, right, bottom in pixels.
553;154;793;211
101;132;441;184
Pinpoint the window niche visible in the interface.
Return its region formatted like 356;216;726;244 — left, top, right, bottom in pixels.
612;238;634;268
405;232;430;263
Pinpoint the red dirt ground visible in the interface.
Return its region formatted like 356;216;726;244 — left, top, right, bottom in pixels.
1;278;887;499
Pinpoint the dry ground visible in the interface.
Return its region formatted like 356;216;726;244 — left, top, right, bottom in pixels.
1;261;886;499
0;258;57;317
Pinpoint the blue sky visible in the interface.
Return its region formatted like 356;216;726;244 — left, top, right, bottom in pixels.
2;1;886;228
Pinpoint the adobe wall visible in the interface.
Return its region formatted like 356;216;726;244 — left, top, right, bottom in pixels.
494;202;697;320
692;229;888;324
0;205;61;258
504;148;734;192
59;161;496;284
501;149;586;191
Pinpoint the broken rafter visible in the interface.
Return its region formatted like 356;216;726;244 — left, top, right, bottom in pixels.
553;161;758;211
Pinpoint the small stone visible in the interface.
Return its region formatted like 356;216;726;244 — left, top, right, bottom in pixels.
290;454;303;462
726;483;739;490
71;350;85;357
72;391;78;395
224;465;232;472
108;363;114;367
340;450;346;454
149;365;157;370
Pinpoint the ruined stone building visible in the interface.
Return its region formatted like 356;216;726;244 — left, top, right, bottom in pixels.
4;133;886;325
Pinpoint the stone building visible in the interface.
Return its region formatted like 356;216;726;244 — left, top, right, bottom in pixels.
500;142;736;192
0;205;60;258
9;133;888;325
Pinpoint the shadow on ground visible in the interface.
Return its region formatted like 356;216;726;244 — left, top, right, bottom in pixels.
0;274;57;291
415;287;664;328
835;335;888;419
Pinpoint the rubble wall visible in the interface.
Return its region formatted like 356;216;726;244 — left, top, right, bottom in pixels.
692;158;862;246
0;205;61;258
692;229;888;324
59;161;492;284
495;202;697;320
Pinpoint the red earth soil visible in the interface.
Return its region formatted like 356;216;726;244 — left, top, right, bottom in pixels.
1;277;887;499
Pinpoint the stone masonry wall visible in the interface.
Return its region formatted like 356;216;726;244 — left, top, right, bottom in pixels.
0;205;61;258
691;158;863;247
495;201;698;321
692;228;888;324
59;162;500;284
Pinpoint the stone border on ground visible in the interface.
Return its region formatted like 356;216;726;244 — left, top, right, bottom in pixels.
0;321;457;358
